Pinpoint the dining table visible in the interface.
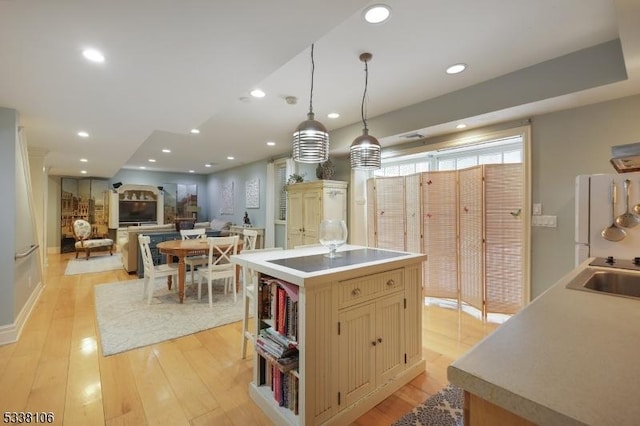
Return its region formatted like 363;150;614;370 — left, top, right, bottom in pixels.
156;238;243;303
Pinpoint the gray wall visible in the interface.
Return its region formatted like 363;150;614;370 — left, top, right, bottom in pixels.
46;169;210;249
110;169;210;219
206;160;268;228
328;94;640;298
530;94;640;297
0;108;17;325
1;107;41;329
205;155;351;248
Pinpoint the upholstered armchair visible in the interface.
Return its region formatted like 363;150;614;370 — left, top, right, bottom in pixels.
72;219;114;259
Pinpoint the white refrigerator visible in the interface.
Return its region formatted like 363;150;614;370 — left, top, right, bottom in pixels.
575;171;640;265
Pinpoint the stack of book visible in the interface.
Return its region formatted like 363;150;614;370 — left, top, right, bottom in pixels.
256;328;298;372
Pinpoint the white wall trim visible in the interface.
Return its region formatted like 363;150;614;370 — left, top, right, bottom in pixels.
0;280;43;346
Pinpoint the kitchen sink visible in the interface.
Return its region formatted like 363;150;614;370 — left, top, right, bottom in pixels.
566;268;640;300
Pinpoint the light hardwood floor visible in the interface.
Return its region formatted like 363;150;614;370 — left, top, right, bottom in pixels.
0;252;500;425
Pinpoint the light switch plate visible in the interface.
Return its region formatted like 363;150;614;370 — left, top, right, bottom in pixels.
532;203;542;215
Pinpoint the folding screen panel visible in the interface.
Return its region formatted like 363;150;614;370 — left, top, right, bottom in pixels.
484;164;524;314
404;174;422;254
366;178;376;247
458;166;484;312
373;177;406;251
421;171;458;299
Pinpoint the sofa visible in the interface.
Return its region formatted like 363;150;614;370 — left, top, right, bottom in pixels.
119;220;232;273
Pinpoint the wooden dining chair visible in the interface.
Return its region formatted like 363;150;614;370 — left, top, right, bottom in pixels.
241;246;283;358
180;228;207;285
242;229;258;251
138;235;179;304
197;235;239;307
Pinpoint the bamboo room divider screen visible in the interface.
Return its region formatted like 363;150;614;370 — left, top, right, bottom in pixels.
367;164;524;316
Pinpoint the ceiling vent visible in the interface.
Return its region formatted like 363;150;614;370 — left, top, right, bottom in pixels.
402;132;424;139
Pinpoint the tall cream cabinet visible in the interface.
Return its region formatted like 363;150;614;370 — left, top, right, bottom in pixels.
286;180;348;249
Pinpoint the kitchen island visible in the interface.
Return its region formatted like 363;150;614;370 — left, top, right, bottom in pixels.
448;258;640;425
232;245;427;426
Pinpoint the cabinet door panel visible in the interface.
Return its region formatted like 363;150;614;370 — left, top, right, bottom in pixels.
338;303;377;410
302;190;320;241
287;191;303;248
376;292;405;384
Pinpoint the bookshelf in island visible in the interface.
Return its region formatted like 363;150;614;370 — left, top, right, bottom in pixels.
232;245;427;425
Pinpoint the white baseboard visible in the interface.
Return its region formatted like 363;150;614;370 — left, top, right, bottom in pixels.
0;281;43;346
48;246;61;254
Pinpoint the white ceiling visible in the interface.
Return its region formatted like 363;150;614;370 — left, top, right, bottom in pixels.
1;0;639;178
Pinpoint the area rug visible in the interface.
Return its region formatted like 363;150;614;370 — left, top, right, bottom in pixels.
393;384;463;426
65;254;123;275
94;279;243;356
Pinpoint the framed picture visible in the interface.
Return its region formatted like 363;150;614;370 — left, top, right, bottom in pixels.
246;178;260;208
220;181;234;215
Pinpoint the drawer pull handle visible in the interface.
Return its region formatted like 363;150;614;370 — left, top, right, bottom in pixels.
371;341;377;346
377;337;382;343
386;279;395;287
352;288;361;296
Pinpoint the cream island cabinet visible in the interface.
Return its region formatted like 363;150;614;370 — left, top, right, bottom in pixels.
232;245;427;425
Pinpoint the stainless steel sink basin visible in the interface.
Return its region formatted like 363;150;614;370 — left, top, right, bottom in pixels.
566;268;640;300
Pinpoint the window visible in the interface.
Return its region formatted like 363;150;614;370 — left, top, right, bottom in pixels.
375;135;523;176
274;159;289;222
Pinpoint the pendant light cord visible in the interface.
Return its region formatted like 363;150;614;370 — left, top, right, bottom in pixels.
309;44;315;115
361;59;369;131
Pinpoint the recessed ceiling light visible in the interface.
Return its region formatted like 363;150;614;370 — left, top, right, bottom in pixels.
363;4;391;24
190;128;200;134
267;141;276;146
250;89;265;98
227;156;235;160
162;148;171;153
80;170;87;174
189;170;195;173
327;112;340;119
77;131;89;138
205;163;212;167
82;48;105;63
446;63;467;74
148;158;156;162
80;158;88;162
139;166;146;170
456;123;467;129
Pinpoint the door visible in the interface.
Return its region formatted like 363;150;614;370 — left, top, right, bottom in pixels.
287;190;303;248
302;190;320;243
375;292;405;384
338;302;377;409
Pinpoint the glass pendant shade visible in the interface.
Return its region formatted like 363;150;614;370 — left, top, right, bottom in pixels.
293;112;329;163
350;128;381;169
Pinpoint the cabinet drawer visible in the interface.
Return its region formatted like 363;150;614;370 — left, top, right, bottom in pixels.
337;269;404;308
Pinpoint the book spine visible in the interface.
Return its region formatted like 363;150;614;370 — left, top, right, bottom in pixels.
277;287;286;335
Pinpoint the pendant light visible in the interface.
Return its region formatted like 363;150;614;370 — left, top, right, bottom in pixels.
350;52;381;170
293;44;329;163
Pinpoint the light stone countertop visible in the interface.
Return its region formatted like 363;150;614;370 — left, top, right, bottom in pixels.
448;258;640;426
